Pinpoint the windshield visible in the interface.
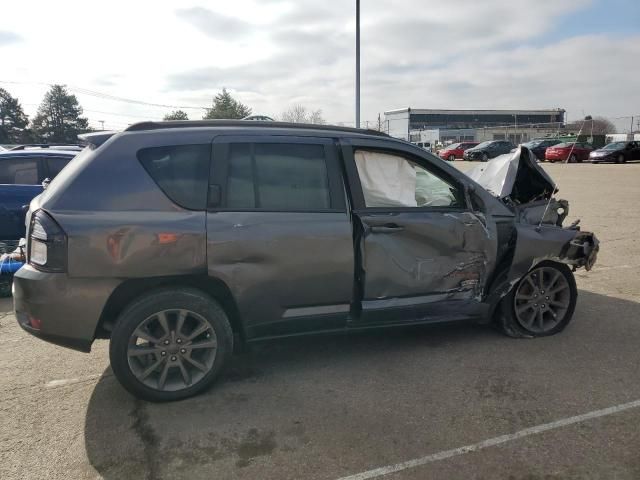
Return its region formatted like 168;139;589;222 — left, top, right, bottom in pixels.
554;142;573;148
523;140;542;148
474;141;493;149
445;143;460;150
602;142;626;150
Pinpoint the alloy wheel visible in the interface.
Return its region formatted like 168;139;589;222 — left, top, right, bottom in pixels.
127;309;218;391
513;266;571;333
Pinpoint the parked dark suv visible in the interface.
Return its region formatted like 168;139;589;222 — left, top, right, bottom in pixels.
463;140;516;161
13;121;598;401
0;147;78;243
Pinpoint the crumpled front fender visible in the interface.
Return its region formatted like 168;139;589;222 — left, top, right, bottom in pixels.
482;224;598;321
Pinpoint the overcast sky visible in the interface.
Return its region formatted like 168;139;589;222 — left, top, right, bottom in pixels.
1;0;638;130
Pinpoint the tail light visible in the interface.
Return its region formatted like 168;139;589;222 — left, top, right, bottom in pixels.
28;210;67;272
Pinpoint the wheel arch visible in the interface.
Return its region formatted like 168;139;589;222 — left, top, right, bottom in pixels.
95;275;245;343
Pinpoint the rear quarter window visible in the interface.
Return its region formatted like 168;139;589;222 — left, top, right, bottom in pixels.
137;144;210;210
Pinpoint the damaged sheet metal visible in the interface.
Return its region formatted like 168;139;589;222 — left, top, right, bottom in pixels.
466;146;556;204
356;210;498;306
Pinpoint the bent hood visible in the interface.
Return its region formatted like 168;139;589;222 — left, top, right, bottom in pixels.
465;146;556;204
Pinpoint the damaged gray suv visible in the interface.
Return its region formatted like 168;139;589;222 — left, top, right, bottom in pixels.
13;121;598;402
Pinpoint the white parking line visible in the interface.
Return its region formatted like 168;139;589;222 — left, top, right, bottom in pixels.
45;374;102;388
336;399;640;480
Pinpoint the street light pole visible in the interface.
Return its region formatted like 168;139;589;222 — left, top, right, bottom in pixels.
355;0;360;128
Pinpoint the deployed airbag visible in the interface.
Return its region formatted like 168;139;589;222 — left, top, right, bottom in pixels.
355;150;417;207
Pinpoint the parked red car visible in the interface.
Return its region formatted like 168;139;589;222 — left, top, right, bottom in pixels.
544;142;593;163
438;142;479;161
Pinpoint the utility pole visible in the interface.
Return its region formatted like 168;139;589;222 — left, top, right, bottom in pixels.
355;0;360;129
99;120;105;131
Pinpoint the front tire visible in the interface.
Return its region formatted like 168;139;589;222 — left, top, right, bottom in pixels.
569;154;577;163
616;154;625;164
499;261;577;338
109;288;233;402
448;154;456;161
482;153;489;162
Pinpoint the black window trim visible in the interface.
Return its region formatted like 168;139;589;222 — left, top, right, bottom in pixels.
209;135;346;213
340;138;471;214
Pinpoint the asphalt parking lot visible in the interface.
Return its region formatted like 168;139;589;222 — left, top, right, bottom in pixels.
2;161;640;480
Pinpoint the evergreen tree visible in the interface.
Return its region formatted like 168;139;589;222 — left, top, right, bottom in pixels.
203;88;251;119
164;110;189;121
0;88;29;144
31;85;90;143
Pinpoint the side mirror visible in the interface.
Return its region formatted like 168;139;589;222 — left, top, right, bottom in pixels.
42;178;51;189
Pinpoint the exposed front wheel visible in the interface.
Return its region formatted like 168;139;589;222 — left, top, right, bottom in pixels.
481;153;489;162
500;261;577;338
109;288;233;402
616;154;625;164
448;154;456;161
569;154;577;163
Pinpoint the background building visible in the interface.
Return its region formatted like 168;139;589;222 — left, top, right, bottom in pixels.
384;108;566;144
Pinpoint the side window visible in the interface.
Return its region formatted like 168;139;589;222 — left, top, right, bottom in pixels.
46;157;71;178
226;143;331;210
354;150;464;208
137;144;210;210
0;158;38;184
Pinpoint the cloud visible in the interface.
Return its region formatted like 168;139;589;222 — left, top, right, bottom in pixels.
175;7;252;39
2;0;637;129
0;31;21;46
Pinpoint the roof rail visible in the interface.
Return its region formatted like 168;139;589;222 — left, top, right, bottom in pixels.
10;143;84;151
124;119;390;138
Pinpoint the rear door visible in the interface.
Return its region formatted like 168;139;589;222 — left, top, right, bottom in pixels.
341;138;498;325
206;135;354;339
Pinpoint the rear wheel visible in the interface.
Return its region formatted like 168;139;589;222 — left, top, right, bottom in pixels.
109;288;233;402
569;154;577;163
616;154;625;164
499;261;577;338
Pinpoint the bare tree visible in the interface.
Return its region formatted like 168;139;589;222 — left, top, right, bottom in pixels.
567;116;616;135
280;104;325;124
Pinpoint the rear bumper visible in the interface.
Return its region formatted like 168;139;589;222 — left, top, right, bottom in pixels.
12;265;118;352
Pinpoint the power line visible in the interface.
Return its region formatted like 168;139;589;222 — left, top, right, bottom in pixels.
0;79;209;111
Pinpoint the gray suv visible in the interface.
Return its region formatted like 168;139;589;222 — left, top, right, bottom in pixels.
13;121;598;401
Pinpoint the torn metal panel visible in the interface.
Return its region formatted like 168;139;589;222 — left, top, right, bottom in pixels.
516;198;569;227
466;146;556;204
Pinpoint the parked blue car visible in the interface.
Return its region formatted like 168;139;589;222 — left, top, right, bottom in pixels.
0;146;79;243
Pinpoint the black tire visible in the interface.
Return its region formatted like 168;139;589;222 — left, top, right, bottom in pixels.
109;288;233;402
448;154;456;161
481;153;489;162
569;154;577;163
616;154;625;164
499;261;577;338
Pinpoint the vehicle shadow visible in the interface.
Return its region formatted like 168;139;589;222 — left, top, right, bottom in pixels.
84;290;640;480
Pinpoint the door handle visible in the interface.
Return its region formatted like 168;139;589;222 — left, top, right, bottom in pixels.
369;224;404;233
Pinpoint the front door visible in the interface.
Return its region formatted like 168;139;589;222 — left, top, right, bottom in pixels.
206;135;354;339
341;139;498;325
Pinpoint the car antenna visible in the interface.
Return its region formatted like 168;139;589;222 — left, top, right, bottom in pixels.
536;118;587;232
